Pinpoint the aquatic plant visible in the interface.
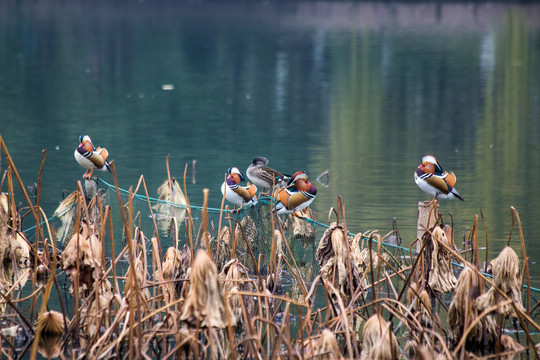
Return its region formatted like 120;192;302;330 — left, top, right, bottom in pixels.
0;136;538;360
300;329;343;360
360;313;399;360
424;226;457;295
476;246;525;317
154;177;187;236
180;249;228;328
0;192;31;291
447;266;497;353
316;222;362;300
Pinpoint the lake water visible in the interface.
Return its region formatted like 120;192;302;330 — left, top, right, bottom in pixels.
1;1;540;285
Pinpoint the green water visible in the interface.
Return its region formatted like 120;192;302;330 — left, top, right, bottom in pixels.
1;1;540;285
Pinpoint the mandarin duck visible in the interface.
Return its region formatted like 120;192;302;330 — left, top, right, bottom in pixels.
246;157;290;194
414;155;464;202
221;167;258;209
272;171;317;216
74;135;111;179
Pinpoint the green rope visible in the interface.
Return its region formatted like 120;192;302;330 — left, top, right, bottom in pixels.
97;177;253;214
23;200;77;235
258;196;414;255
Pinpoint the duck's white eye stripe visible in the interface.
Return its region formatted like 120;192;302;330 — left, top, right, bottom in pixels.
422;155;438;165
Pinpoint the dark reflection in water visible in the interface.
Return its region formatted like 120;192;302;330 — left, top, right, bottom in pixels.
0;1;539;284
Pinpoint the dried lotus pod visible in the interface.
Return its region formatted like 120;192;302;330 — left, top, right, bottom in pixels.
351;232;389;274
173;245;192;298
62;232;103;294
38;334;64;359
156;178;187;208
273;229;284;258
162;247;182;280
234;216;258;250
404;340;446;360
499;334;524;360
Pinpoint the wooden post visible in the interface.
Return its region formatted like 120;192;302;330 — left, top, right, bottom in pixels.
417;201;439;252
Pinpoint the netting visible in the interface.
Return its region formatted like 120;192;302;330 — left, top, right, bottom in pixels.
24;178;417;288
23;177;540;297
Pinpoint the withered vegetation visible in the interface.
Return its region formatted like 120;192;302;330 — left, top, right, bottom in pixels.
0;138;539;359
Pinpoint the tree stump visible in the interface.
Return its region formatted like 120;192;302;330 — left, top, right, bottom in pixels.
416;201;439;252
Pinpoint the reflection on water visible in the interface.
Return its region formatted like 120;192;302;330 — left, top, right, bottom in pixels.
0;1;539;284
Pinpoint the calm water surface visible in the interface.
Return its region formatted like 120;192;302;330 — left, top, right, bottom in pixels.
1;1;540;284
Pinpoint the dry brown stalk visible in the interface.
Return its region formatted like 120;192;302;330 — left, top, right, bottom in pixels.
509;206;531;312
29;211;60;360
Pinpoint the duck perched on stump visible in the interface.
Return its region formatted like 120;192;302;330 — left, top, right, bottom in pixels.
414;155;464;202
